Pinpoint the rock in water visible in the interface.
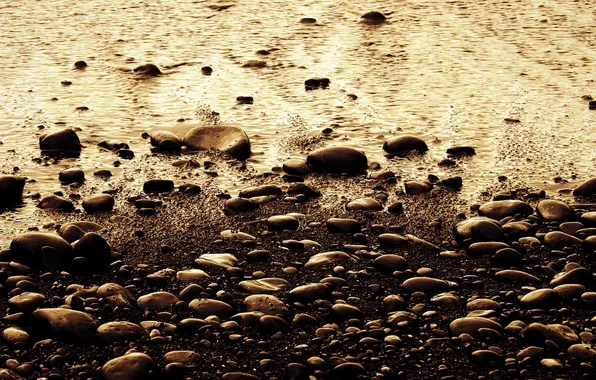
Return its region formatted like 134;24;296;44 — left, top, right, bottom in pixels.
149;131;182;152
37;194;75;211
360;11;386;25
39;129;81;155
306;147;367;174
59;168;85;184
30;308;98;341
183;126;251;159
0;176;26;205
383;136;428;155
133;63;161;76
573;177;596;196
102;353;155;380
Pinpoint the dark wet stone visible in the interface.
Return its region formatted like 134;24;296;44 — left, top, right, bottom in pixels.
520;288;560;308
289;283;330;303
74;60;87;69
58;221;102;242
8;292;45;312
544;231;583;249
374;254;408;270
332;303;361;320
492;247;524;265
306;147;367;174
582;211;596;226
246;249;271;262
450;317;503;336
346;197;383;211
183;126;251;159
568;344;596;359
305;251;356;268
573;178;596;196
58;168;84;184
479;200;533;220
332;362;365;378
97;283;137;308
201;66;213;75
283;159;312;175
522;323;579;347
387;202;404;213
239;278;290;294
495;270;540;284
447;146;476;156
137;291;179;310
304;77;330;89
326;218;361;233
102;353;155;380
402;277;450;295
386;311;418;327
239;185;282;198
467;242;510;257
0;176;25;205
404;180;433;195
378;233;408;246
471;350;504;366
244;294;289;317
537;200;571;221
383;135;428;155
189;299;234;318
287;183;321;198
143;179;174;193
39;128;81;154
550;267;594;287
134;63;161;76
454;217;505;243
440;176;463;189
360;11;386;25
242;60;266;68
267;215;299;231
224;197;259;215
97;321;146;342
149;131;182;152
117;149;134;159
236;96;254;104
82;194;114;213
30;308;98;341
502;221;536;239
37;194;74;211
94;169;113;177
222;373;259;380
72;232;111;267
10;232;73;269
300;17;317;24
179;183;201;194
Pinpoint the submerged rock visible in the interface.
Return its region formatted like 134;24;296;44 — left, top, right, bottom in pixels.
134;63;161;76
183;126;251;159
360;11;386;25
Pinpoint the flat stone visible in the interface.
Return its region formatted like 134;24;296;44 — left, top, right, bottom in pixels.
82;194;115;213
244;294;289;317
176;269;210;281
305;251;356;268
289;283;331;303
402;277;450;295
238;278;290;294
183;126;251;159
495;270;540;284
239;185;282;198
137;292;178;310
37;195;75;211
326;218;361;233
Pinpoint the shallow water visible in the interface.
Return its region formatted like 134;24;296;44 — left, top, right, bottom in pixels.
0;0;594;230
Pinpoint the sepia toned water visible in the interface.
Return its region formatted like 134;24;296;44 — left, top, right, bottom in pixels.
0;0;594;235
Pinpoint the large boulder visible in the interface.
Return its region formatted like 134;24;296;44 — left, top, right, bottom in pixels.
183;126;251;159
306;147;367;174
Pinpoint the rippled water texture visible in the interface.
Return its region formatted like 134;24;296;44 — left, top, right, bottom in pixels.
0;0;594;229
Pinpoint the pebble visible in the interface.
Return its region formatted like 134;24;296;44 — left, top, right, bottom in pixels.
39;128;81;154
326;218;361;233
82;194;115;213
149;131;182;152
224;197;259;215
346;197;383;211
102;353;154;380
383;135;428;155
30;308;98;341
183;126;251;159
536;199;571;221
306;147;367;174
36;194;75;211
58;168;84;184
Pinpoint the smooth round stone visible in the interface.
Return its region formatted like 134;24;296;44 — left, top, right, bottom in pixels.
39;128;81;153
359;11;386;25
244;294;289;317
287;183;322;198
267;215;299;231
1;327;30;345
550;268;594;287
326;218;361;233
97;321;146;342
246;250;271;262
450;317;502;336
222;373;259;380
137;292;179;310
224;197;259;215
149;131;182;151
239;185;282;198
59;168;84;184
283;159;312;175
82;194;115;213
522;323;579;347
554;284;586;301
479;200;533;220
10;232;73;269
402;277;450;295
378;233;408;246
346;197;383;211
30;308;98;341
471;350;503;365
0;176;26;205
134;63;161;75
306;147;368;174
386;311;418;326
383;135;428;154
466;298;501;311
454;217;505;243
305;251;355;268
537;200;571;221
195;253;238;270
72;232;111;267
102;353;154;380
332;362;365;378
495;270;540;284
493;247;524;265
467;242;509;257
289;283;330;303
238;278;290;294
374;254;408;271
404;180;432;195
189;299;234;318
581;292;596;306
176;269;210;281
164;350;200;365
581;212;596;226
183;126;251;159
36;194;74;211
520;289;560;308
143;179;174;194
332;304;361;320
568;344;596;359
573;177;596;196
544;231;583;249
502;221;535;239
8;292;45;312
447;146;476;156
58;221;103;242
